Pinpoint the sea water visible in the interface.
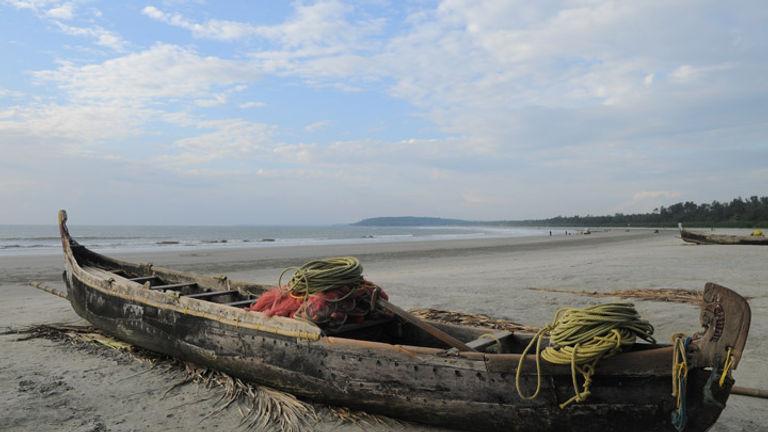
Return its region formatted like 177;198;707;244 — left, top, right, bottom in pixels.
0;224;551;256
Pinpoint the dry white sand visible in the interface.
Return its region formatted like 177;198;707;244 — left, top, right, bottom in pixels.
1;230;766;431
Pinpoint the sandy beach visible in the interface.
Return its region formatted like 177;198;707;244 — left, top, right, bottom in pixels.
1;230;766;432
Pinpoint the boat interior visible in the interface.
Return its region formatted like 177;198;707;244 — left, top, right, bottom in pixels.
69;242;663;356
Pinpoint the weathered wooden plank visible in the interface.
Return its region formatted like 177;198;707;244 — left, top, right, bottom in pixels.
225;298;257;307
128;276;159;283
465;330;513;352
185;289;239;299
150;282;197;291
485;345;674;376
377;299;475;352
77;266;322;340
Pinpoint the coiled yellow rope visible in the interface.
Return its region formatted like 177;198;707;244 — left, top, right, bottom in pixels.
515;303;656;408
280;257;364;297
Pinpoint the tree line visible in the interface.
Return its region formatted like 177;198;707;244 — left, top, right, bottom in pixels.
509;196;768;228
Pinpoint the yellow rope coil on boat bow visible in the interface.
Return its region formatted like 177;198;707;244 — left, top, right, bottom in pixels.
280;257;363;298
515;302;656;409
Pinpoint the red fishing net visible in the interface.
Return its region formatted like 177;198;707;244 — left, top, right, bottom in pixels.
248;280;389;328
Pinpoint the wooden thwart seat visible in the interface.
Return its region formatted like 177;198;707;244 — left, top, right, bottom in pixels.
150;282;197;291
129;276;159;283
185;290;239;299
465;330;514;353
225;298;257;307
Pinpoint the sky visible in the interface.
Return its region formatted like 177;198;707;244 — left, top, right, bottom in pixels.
1;1;766;225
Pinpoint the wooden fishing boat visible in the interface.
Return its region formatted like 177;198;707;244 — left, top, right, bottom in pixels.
679;223;768;245
58;210;750;432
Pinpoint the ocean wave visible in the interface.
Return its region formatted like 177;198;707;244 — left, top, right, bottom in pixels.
0;225;548;256
0;236;145;241
1;244;49;249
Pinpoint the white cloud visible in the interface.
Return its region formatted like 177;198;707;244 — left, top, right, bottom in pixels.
143;1;384;54
8;45;268;162
0;103;151;145
270;137;490;169
669;63;733;83
45;2;72;19
3;0;60;12
34;44;256;103
142;6;258;41
194;94;228;107
239;101;266;109
632;191;682;202
304;120;330;132
643;73;654;87
55;21;126;51
155;119;276;168
0;87;24;99
4;0;126;51
613;190;684;214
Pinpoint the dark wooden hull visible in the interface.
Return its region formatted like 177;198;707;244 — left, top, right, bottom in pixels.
680;229;768;245
58;211;748;432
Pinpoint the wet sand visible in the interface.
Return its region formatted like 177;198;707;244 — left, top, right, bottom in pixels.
1;230;766;431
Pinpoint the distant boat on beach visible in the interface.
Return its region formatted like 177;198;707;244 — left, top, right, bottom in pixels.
678;223;768;245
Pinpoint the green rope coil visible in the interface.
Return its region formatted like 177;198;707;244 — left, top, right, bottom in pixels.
515;302;656;408
280;256;364;297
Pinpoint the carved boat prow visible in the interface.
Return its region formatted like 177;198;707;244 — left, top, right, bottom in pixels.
692;283;750;371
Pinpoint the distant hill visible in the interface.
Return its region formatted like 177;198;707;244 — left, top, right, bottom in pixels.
352;216;475;226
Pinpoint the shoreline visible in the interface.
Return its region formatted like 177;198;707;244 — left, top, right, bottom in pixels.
0;229;655;284
0;224;756;259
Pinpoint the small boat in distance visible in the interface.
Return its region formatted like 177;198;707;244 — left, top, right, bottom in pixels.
678;223;768;245
57;210;750;432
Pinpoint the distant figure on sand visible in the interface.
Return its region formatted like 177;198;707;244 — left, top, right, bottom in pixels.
549;230;552;236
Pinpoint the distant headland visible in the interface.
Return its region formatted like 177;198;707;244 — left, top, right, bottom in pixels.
352;217;474;226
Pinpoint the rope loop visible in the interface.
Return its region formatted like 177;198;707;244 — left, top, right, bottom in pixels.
671;334;691;432
515;303;655;408
719;347;735;388
281;257;364;297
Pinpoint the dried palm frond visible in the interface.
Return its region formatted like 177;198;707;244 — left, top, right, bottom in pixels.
410;308;539;333
168;363;317;432
527;287;704;304
76;331;133;350
7;323;395;431
2;323;94;340
2;323;159;365
325;405;397;428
